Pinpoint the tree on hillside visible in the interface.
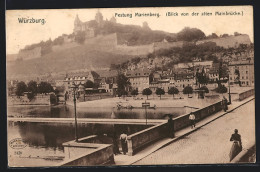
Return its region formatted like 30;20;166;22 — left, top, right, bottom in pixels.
84;80;94;88
156;88;165;100
142;88;152;100
177;27;206;41
234;68;241;87
75;31;86;44
183;86;193;97
168;87;179;98
27;81;38;95
117;74;130;96
41;38;53;55
218;61;225;81
15;81;27;96
207;33;218;39
53;36;64;45
117;74;130;90
117;89;128;97
131;57;141;65
196;67;208;87
221;34;229;38
54;88;59;95
37;82;54;94
131;89;138;97
234;32;242;36
27;81;38;100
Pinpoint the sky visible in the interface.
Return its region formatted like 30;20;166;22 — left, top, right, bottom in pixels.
6;6;253;55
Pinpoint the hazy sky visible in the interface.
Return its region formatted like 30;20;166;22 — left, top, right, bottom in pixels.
6;6;253;54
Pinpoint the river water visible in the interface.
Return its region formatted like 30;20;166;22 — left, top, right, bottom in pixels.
8;105;187;166
7;105;187;119
7;95;220;167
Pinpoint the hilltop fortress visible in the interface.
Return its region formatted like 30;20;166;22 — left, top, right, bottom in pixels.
73;11;117;38
14;11;252;61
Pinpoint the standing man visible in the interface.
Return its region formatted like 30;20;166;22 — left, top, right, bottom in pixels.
120;132;128;155
222;96;228;112
189;112;196;129
167;114;175;138
112;131;120;155
229;129;242;161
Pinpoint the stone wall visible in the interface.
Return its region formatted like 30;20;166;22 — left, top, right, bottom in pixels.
239;88;254;101
196;34;251;48
115;44;153;55
52;42;79;52
127;100;223;155
85;33;118;50
127;122;168;155
153;41;184;51
60;144;114;166
8;94;57;105
58;136;114;166
18;47;41;60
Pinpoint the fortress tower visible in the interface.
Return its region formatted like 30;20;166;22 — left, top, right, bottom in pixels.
95;10;104;25
110;16;117;23
74;14;83;33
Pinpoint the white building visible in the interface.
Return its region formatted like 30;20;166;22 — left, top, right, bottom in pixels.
126;68;150;93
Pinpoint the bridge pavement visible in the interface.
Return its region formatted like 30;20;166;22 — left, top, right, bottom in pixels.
133;98;255;165
113;96;255;165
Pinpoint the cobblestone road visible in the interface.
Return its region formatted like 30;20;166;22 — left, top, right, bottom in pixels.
134;100;255;165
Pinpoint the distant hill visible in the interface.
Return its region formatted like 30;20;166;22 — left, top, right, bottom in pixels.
6;54;18;62
6;43;134;80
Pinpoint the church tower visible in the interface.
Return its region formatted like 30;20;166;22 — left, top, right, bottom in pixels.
95;10;104;25
74;14;82;33
110;16;117;23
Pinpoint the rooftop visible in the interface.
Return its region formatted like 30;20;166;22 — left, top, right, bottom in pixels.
126;68;150;78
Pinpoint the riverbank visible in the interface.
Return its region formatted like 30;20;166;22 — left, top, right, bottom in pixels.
66;86;254;109
67;95;222;109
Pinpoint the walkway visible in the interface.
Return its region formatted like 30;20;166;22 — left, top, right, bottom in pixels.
7;117;165;125
113;96;255;165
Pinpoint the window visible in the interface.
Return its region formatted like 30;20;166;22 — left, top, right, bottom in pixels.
246;71;248;74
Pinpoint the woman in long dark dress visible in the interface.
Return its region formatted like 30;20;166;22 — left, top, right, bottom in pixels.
167;115;175;138
229;129;242;161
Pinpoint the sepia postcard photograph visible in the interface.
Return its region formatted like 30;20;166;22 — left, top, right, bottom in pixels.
6;6;255;167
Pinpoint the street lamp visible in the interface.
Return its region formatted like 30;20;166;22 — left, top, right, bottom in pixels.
227;66;232;104
70;82;79;142
228;76;231;104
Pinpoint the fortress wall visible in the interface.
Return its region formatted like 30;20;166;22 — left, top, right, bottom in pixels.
8;94;53;105
114;41;184;56
52;42;80;52
84;33;118;50
115;44;153;55
18;47;41;60
154;41;184;51
196;35;252;48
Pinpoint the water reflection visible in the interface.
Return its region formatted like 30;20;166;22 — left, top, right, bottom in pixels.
8;105;187;119
9;122;152;150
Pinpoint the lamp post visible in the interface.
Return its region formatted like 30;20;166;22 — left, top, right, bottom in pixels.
227;64;232;104
228;75;231;104
70;83;79;142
